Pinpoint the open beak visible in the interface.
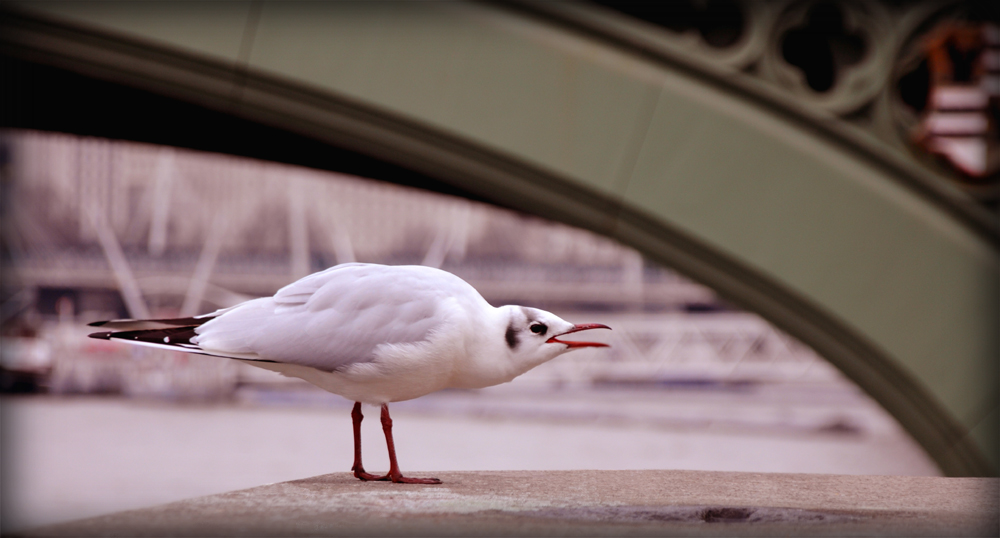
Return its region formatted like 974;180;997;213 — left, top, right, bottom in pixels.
546;323;611;348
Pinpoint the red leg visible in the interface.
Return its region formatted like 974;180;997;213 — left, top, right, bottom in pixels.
380;404;441;484
351;402;386;481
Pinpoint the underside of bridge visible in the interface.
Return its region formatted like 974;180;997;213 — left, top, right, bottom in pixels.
1;1;997;476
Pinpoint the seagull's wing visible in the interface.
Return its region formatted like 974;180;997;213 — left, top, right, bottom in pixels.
271;262;367;309
193;264;477;371
87;312;224;331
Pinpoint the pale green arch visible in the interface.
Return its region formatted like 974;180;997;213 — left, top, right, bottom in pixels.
2;1;996;475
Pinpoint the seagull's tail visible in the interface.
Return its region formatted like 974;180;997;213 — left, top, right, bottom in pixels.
88;315;215;356
88;314;271;362
88;315;215;331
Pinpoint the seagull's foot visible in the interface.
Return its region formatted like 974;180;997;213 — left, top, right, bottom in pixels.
352;466;387;481
353;469;440;484
387;472;442;485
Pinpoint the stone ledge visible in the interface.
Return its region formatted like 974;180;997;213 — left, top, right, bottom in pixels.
19;470;999;537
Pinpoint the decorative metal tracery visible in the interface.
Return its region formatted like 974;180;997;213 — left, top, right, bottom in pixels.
593;0;999;204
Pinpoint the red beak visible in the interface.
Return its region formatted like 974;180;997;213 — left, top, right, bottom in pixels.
546;323;611;348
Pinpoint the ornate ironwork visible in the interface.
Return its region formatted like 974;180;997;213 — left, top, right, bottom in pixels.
593;0;999;204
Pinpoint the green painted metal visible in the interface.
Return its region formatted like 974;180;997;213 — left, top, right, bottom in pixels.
2;2;997;475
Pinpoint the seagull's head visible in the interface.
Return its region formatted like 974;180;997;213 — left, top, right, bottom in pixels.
499;306;610;375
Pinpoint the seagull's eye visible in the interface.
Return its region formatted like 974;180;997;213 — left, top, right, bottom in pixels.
530;323;547;335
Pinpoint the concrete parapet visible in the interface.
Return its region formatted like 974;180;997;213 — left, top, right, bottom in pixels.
20;470;999;537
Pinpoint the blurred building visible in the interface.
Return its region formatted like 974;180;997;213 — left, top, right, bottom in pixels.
3;130;716;315
0;131;838;398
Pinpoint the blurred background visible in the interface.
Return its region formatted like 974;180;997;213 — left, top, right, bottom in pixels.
0;131;938;530
1;0;997;533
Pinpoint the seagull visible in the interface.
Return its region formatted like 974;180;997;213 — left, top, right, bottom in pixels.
88;263;611;484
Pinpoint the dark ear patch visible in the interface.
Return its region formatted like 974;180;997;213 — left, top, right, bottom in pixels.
505;322;519;350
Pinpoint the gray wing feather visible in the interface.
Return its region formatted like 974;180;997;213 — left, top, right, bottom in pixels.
194;264;471;371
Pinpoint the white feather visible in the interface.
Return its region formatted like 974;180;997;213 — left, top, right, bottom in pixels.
94;263;609;405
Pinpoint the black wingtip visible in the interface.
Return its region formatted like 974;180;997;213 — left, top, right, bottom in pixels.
88;331;114;340
88;320;108;327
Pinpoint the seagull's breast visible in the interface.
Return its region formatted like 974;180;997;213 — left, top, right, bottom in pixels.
251;298;476;404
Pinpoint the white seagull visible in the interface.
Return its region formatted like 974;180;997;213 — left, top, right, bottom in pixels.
89;263;610;484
